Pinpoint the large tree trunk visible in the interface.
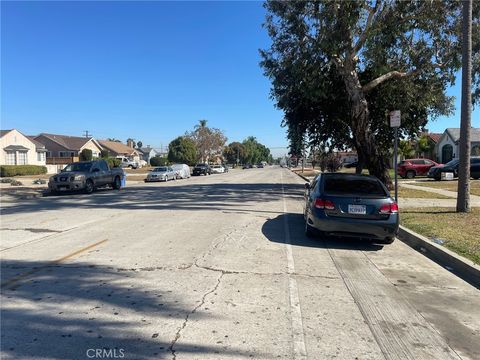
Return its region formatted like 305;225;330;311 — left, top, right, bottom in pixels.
456;0;472;213
341;61;392;188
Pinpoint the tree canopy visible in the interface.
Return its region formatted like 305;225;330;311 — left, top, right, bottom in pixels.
168;136;197;165
187;120;227;163
261;0;479;186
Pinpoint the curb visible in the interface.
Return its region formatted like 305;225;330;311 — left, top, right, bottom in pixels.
291;168;480;289
398;225;480;289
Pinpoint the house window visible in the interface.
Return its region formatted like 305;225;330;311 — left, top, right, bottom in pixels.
37;152;46;162
6;151;16;165
472;145;480;156
17;151;28;165
59;151;75;157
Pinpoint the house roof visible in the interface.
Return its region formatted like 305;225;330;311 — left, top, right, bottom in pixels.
138;147;156;154
36;133;100;151
4;145;30;151
27;136;47;151
98;140;139;155
445;128;480;143
0;130;13;138
427;133;442;143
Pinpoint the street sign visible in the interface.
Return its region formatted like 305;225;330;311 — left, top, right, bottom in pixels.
390;110;401;127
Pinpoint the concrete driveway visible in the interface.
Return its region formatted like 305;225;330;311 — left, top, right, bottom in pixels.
1;167;479;359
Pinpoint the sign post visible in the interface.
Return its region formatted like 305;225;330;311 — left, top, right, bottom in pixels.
390;110;401;202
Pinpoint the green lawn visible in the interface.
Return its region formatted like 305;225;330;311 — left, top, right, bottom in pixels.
397;187;451;199
401;207;480;264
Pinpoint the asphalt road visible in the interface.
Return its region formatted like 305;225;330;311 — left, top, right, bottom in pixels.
1;167;479;360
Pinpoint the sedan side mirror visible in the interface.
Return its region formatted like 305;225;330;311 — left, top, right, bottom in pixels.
305;183;310;190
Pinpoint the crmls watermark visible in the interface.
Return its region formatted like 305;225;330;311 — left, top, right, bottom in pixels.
86;348;125;358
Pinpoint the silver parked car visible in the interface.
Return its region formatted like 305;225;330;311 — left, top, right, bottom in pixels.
145;166;176;182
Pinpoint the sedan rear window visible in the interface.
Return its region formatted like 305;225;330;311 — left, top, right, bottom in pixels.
324;177;387;197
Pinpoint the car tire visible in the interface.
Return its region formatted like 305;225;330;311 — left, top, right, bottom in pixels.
378;237;395;245
112;176;121;190
434;175;441;181
305;218;315;238
85;180;94;194
406;171;415;179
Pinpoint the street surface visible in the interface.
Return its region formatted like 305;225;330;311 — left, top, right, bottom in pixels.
1;167;479;360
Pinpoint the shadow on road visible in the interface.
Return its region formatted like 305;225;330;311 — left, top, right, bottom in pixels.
262;213;384;251
0;260;252;359
0;182;303;216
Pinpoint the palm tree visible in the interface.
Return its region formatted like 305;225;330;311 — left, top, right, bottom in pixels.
457;0;472;213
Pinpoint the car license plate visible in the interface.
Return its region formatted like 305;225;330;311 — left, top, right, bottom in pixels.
348;205;366;214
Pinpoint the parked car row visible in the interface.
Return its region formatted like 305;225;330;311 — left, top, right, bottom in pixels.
395;157;480;180
145;163;230;182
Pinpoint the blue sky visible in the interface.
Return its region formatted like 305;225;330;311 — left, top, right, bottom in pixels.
1;1;478;157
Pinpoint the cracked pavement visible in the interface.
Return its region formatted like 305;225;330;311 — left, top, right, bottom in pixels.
1;167;480;359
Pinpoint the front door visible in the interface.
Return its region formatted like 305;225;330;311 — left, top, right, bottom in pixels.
442;144;453;163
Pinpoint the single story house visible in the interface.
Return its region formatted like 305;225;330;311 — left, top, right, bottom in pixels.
0;129;47;166
98;140;141;162
34;133;103;160
436;128;480;164
138;147;158;163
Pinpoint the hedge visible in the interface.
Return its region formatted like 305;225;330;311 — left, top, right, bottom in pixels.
0;165;48;177
80;149;93;161
103;157;121;168
150;156;169;166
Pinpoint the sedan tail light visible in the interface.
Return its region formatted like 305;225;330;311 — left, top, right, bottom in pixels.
314;199;335;210
379;202;399;214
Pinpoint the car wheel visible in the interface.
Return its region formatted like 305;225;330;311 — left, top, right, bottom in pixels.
128;165;133;169
406;171;415;179
378;237;395;245
112;176;121;190
434;175;441;181
85;180;94;194
305;218;315;238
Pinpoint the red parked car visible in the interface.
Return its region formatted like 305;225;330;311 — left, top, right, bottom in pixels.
397;159;441;179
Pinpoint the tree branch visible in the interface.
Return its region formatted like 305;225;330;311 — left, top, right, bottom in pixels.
353;0;381;55
362;70;418;92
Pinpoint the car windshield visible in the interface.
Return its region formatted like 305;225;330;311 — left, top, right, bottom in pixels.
153;167;168;172
63;162;92;172
444;159;459;167
324;176;387;197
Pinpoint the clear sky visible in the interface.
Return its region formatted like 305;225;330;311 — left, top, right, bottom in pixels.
1;1;478;158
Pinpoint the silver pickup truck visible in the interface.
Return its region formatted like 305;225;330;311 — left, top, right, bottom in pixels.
49;160;124;194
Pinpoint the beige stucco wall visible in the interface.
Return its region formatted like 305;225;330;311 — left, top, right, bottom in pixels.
80;139;103;158
0;129;46;166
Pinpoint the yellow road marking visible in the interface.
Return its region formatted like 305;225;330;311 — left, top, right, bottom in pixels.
1;239;108;289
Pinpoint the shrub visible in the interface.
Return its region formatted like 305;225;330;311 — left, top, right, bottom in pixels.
80;149;93;161
0;165;47;177
103;158;121;168
100;149;110;158
150;156;169;166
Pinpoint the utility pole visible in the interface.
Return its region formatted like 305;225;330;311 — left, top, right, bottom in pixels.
457;0;472;213
83;130;91;138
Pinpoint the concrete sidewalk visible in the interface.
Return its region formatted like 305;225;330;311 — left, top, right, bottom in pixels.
399;183;480;206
